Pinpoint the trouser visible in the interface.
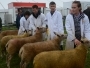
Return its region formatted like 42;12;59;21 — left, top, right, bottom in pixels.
16;22;20;29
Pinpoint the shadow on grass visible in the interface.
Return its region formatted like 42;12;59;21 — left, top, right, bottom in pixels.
0;53;33;68
85;48;90;68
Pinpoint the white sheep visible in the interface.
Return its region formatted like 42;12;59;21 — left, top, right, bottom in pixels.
33;39;90;68
5;27;46;68
0;31;30;57
19;33;67;68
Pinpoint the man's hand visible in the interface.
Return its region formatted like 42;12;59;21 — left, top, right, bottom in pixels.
74;39;81;46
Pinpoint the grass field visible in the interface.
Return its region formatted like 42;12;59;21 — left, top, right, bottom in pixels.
0;26;90;68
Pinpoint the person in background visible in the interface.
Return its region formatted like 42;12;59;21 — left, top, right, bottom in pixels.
46;1;64;50
29;5;47;40
0;17;2;31
16;9;23;29
83;6;90;22
65;1;90;50
18;11;31;35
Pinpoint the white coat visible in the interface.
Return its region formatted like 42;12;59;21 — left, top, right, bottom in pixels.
29;13;47;40
46;10;64;40
18;16;30;35
65;14;90;50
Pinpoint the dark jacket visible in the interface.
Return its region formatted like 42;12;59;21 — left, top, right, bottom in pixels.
83;8;90;22
16;13;23;29
0;17;2;29
32;10;41;19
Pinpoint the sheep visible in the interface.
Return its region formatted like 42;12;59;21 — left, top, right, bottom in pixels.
0;31;30;57
19;33;67;68
0;30;18;40
33;39;90;68
5;27;46;68
0;30;18;57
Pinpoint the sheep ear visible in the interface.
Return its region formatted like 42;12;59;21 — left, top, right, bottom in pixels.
57;35;60;37
54;32;57;35
37;27;40;30
81;39;90;44
61;34;64;37
63;34;67;39
54;32;61;37
61;34;67;37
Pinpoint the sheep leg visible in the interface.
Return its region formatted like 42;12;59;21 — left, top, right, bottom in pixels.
0;51;3;58
1;51;4;57
6;54;9;64
0;48;6;57
2;50;6;56
7;55;12;68
6;54;12;68
20;60;24;68
22;62;29;68
0;46;3;57
3;50;6;56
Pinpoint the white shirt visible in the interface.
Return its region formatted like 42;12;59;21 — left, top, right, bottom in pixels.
18;16;30;35
29;13;47;35
46;10;64;40
65;14;90;41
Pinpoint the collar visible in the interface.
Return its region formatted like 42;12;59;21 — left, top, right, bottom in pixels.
32;10;41;19
74;13;80;18
50;10;56;16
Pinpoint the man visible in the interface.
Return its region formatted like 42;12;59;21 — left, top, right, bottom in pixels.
16;9;23;29
0;17;2;31
46;1;64;50
18;11;31;35
83;7;90;22
29;5;47;40
65;1;90;50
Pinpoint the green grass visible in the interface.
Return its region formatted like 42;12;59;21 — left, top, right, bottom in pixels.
2;26;17;31
85;49;90;68
0;26;90;68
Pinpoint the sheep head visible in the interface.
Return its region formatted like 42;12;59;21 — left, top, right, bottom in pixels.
35;27;46;34
28;30;32;36
54;32;67;40
23;31;31;37
81;38;90;48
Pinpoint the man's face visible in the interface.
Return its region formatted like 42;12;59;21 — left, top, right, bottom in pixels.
20;10;22;13
25;15;29;19
32;8;38;14
71;3;80;14
18;9;22;14
49;4;56;12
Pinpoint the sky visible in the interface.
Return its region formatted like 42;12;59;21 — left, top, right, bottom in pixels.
0;0;90;9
